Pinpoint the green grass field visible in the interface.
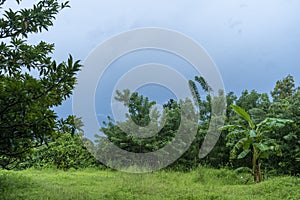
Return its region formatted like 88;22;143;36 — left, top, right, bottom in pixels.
0;167;299;200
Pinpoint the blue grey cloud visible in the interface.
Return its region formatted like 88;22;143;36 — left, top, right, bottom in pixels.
4;0;299;122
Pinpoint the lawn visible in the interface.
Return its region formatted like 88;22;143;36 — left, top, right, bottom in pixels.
0;167;299;200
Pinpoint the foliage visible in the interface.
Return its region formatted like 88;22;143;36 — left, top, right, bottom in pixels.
3;117;99;170
0;0;81;169
99;90;165;153
203;75;299;176
189;76;229;168
221;104;293;183
271;74;296;101
95;75;300;175
98;90;177;169
115;89;156;127
30;132;98;170
266;77;300;175
97;89;201;170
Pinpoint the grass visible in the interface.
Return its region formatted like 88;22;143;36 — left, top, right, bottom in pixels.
0;167;299;200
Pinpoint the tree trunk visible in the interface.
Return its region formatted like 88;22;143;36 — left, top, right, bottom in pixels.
253;158;262;183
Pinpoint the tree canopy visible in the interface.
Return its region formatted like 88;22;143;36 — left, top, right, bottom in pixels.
0;0;81;169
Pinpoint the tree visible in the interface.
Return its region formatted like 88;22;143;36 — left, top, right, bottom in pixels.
99;90;166;154
267;83;300;175
271;75;296;101
189;76;212;122
97;90;200;170
97;90;167;169
221;104;293;183
0;0;81;169
189;76;229;168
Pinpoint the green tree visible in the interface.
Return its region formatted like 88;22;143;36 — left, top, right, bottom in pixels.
267;82;300;175
0;0;81;169
119;90;156;127
271;75;296;101
99;90;167;154
97;90;199;170
189;76;229;168
221;104;293;183
97;90;164;169
189;76;212;122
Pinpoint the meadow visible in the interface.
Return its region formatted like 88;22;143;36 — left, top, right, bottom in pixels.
1;167;299;200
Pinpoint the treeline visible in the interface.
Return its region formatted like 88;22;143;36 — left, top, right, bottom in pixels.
15;75;299;177
91;74;299;175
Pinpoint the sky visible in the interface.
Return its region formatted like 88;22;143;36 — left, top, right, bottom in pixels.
3;0;300;136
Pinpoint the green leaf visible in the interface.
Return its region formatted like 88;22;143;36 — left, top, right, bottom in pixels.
249;130;256;138
233;137;249;152
259;151;270;159
231;104;255;129
237;149;251;159
275;145;282;156
234;167;253;174
226;129;246;139
253;143;270;152
242;137;252;150
219;124;240;131
257;118;293;131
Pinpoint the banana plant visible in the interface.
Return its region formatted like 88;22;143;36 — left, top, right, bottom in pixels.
221;104;293;183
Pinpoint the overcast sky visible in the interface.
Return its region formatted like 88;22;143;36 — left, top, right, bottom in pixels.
24;0;298;89
4;0;300;133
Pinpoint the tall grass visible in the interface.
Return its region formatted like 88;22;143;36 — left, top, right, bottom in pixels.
0;167;299;200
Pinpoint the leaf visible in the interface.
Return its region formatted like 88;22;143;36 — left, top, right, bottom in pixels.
226;129;246;139
275;145;282;157
194;76;212;92
219;124;242;131
233;137;248;152
259;151;270;159
234;167;253;174
253;143;270;152
249;130;256;138
242;137;252;150
237;149;251;159
257;118;294;131
283;133;298;142
231;104;255;129
68;54;73;68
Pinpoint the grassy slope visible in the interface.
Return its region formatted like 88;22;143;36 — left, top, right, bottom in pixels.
0;168;299;200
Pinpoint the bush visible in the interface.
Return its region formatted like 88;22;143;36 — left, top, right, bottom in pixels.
21;132;99;170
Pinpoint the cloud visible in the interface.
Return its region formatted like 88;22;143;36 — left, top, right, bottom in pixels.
4;0;300;120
